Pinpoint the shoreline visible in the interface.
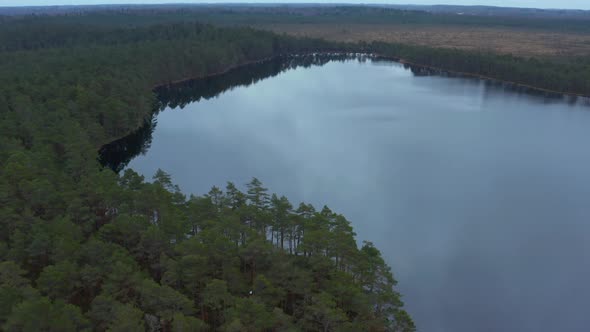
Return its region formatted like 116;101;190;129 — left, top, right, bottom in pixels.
153;52;590;98
389;57;589;99
101;51;588;150
151;56;277;89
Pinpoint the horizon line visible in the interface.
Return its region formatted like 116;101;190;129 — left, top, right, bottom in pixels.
1;2;589;11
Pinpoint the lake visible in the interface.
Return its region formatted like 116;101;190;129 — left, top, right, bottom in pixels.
102;55;590;332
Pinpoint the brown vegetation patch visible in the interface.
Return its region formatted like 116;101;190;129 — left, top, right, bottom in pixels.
261;23;590;58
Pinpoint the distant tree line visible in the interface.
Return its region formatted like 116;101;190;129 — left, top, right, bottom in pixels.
368;42;590;96
4;6;590;33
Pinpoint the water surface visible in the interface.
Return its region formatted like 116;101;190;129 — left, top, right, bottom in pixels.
104;57;590;332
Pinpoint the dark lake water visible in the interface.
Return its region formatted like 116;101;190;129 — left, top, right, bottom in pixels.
102;56;590;332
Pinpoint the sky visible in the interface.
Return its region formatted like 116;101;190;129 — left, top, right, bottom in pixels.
0;1;589;10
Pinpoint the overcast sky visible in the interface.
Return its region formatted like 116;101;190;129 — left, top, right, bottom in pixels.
0;1;589;10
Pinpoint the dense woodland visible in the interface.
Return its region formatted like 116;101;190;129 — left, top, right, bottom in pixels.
0;12;417;332
1;7;590;332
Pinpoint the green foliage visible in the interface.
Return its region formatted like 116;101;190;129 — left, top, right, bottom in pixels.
172;313;207;332
223;298;276;332
4;297;90;332
302;292;348;332
0;262;38;324
88;295;145;332
37;261;79;301
138;278;195;321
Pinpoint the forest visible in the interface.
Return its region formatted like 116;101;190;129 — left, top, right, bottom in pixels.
0;12;416;332
1;7;589;331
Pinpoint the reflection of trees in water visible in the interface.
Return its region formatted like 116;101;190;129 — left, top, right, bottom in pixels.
100;53;587;172
155;53;368;110
98;115;156;173
403;62;581;104
99;53;367;172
